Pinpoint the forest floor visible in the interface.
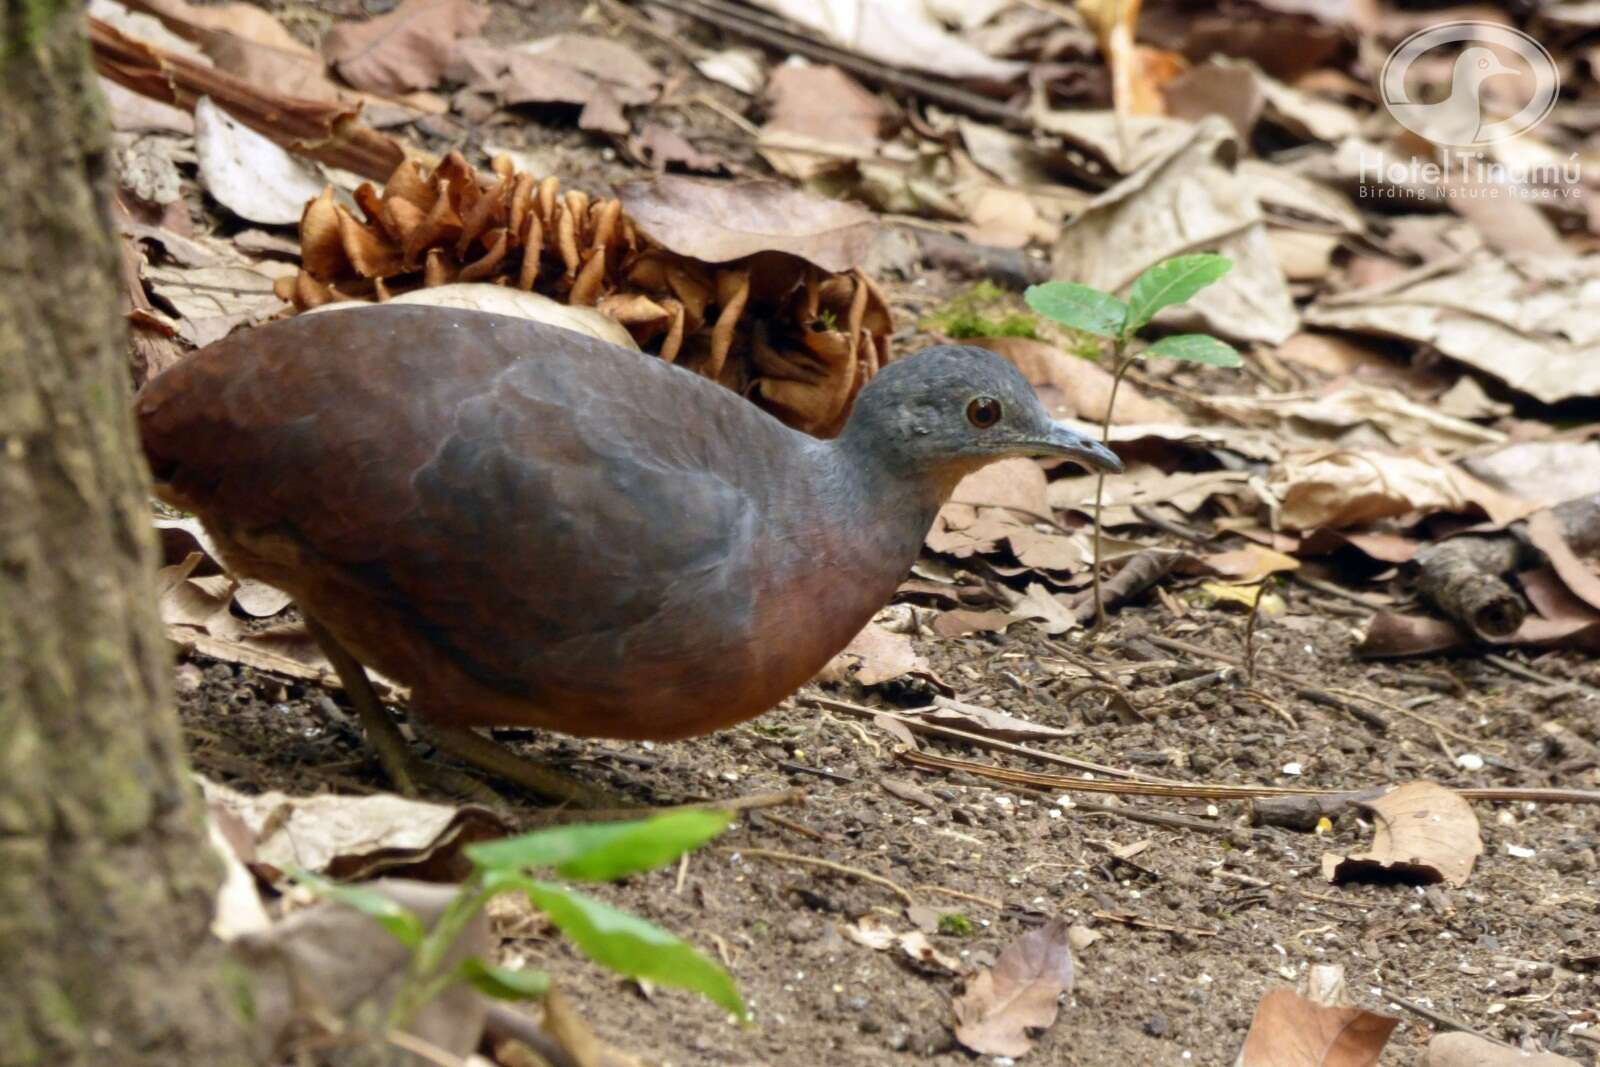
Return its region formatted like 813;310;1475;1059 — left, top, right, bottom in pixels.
146;0;1600;1063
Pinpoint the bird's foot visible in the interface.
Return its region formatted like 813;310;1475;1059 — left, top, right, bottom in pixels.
413;723;620;810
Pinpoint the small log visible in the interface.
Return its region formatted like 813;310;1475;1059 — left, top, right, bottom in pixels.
1413;491;1600;640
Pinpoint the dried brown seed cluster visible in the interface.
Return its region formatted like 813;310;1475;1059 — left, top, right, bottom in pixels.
276;152;894;434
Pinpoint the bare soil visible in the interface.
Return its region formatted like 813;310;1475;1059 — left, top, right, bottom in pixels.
179;586;1600;1066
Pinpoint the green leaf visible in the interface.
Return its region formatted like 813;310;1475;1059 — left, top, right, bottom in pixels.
1125;254;1233;333
492;874;746;1020
1145;334;1243;367
1024;282;1128;338
456;957;551;1001
466;810;733;881
288;869;426;949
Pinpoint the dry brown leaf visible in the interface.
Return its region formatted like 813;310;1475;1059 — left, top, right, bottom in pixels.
952;918;1075;1058
761;62;888;181
617;175;875;273
1306;253;1600;405
194;96;326;226
1207;383;1504;452
322;0;488;95
1420;1032;1585;1067
1238;988;1397;1067
201;777;505;881
906;697;1072;742
1269;450;1532;532
1052;116;1298;345
1321;781;1483;888
1049;467;1258;528
742;0;1024;82
950;456;1052;517
820;620;931;687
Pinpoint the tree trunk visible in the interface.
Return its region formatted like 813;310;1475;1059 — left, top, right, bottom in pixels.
0;5;250;1064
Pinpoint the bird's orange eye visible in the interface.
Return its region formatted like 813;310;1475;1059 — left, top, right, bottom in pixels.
966;396;1002;429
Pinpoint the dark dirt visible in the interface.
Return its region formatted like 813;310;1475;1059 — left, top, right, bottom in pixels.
179;584;1600;1066
167;1;1600;1064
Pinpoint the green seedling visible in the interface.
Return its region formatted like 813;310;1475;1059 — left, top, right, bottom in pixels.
937;912;975;937
293;809;746;1032
1025;255;1242;626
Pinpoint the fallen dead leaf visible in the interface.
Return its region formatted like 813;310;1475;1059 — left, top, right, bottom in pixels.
1052;116;1298;345
1269;450;1531;532
194;96;326;226
1305;252;1600;405
952;917;1075;1057
201;777;505;881
1321;781;1483;888
1206;383;1504;451
820;620;932;687
322;0;488;95
905;696;1072;742
760;61;889;181
742;0;1024;82
1238;988;1397;1067
616;175;875;272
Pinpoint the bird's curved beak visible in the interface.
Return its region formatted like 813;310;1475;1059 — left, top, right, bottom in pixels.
1030;423;1124;473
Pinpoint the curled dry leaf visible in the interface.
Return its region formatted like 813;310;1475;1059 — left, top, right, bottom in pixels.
279;155;893;434
844;916;962;974
1321;781;1483;888
952;917;1075;1058
1238;988;1397;1067
906;696;1072;743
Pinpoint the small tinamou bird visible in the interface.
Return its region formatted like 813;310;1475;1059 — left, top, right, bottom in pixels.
138;306;1121;804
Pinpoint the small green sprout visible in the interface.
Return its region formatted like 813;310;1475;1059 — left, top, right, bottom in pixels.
293;809;746;1031
922;281;1042;340
1025;254;1243;626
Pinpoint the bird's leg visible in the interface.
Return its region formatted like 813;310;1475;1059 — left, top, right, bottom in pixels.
303;616;500;804
409;723;619;810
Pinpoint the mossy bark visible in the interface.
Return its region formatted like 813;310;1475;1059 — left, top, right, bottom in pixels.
0;5;251;1065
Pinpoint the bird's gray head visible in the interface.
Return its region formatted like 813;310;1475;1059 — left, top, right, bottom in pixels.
1454;46;1518;90
839;344;1123;492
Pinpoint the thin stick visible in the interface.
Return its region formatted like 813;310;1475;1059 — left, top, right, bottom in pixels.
895;747;1600;805
1091;911;1218;937
721;846;916;906
913;884;1006;909
1244;576;1272;686
1380;991;1516;1048
1091;346;1134;628
807;695;1171;783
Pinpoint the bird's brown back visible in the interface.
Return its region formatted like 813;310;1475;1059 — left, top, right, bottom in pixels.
137;306;911;739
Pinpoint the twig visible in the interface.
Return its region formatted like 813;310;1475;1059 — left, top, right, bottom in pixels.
721;846;916;906
1244;576;1273;686
807;695;1170;783
757;811;833;843
1066;798;1247;837
1131;504;1210;544
516;789;806;825
1380;991;1516;1048
895;747;1600;806
1288;572;1387;611
913;884;1006;909
777;761;855;784
1091;911;1218;937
